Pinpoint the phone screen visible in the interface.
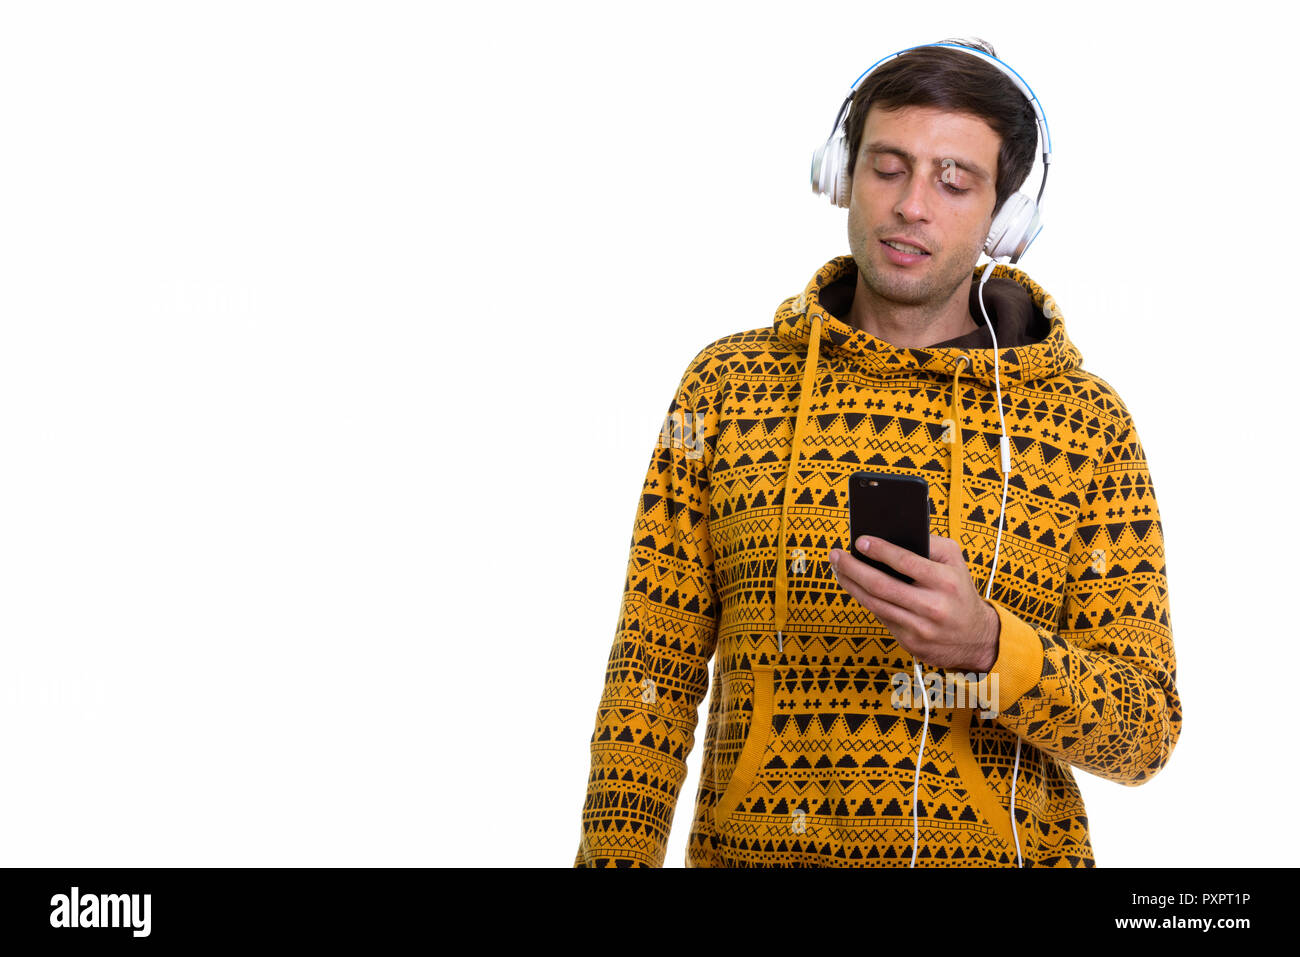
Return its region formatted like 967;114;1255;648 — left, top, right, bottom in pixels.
847;472;930;584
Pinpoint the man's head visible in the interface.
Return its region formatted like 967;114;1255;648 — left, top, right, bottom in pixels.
842;40;1038;313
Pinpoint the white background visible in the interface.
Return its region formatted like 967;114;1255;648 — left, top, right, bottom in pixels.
0;1;1294;867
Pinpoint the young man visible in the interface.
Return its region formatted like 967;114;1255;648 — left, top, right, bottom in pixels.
574;39;1180;867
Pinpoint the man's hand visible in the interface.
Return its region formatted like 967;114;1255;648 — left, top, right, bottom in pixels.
829;534;1000;673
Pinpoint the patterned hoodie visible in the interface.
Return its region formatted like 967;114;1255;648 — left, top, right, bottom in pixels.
574;254;1181;867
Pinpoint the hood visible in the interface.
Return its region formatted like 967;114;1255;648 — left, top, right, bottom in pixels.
774;254;1082;386
767;254;1083;654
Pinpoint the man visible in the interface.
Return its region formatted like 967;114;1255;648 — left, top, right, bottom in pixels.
574;38;1180;867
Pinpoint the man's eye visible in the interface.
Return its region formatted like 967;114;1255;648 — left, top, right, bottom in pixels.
874;170;903;179
942;182;968;194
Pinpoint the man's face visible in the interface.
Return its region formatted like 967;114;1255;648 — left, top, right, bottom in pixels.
846;104;1000;310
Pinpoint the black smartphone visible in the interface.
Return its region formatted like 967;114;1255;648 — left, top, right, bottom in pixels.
847;472;930;584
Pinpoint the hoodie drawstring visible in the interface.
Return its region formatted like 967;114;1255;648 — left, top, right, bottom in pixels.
947;355;970;542
774;313;823;654
913;353;972;865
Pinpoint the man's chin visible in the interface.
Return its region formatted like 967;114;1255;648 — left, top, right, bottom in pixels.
859;268;935;307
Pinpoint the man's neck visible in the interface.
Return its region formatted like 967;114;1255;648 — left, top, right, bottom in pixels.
846;271;975;349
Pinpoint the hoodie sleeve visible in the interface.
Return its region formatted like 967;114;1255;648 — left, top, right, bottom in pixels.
574;357;720;867
983;408;1181;786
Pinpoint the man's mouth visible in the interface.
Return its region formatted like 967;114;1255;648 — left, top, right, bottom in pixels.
881;239;930;255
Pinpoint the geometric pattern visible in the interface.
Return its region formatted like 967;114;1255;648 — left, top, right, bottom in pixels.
575;254;1181;867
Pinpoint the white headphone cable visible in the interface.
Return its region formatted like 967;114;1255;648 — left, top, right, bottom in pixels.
909;256;1026;868
977;256;1024;869
909;655;930;867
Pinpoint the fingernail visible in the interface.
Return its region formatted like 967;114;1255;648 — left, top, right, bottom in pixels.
829;549;839;566
856;535;870;551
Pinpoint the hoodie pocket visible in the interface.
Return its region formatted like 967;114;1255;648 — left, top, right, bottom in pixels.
950;712;1025;861
712;663;775;830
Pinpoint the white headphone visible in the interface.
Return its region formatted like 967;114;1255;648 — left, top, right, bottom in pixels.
810;41;1052;264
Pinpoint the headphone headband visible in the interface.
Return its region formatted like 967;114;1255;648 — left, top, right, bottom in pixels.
829;42;1051;165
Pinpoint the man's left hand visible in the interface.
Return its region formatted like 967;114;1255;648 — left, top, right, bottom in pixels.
829;535;1000;673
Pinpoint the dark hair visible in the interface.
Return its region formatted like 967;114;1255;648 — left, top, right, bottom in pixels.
842;38;1038;218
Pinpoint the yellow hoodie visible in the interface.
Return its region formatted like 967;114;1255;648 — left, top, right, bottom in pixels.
574;254;1180;867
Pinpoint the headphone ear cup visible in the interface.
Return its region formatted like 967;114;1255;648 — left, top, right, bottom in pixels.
811;132;850;207
832;135;852;208
810;141;829;198
984;192;1040;263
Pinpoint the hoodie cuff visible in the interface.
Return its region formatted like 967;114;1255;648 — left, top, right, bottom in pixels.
984;599;1045;714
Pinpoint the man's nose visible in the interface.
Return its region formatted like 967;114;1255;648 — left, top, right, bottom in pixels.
894;177;930;221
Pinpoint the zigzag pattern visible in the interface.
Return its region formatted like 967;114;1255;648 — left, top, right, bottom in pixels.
576;256;1180;868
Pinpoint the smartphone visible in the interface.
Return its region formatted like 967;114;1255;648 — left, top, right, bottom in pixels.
847;472;930;584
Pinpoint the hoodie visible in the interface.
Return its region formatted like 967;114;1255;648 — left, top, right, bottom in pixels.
574;254;1181;867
